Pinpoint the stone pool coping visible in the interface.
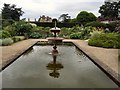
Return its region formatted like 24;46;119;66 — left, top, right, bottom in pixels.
0;39;119;86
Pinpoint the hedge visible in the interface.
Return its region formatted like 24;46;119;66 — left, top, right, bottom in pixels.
88;33;120;49
29;22;80;28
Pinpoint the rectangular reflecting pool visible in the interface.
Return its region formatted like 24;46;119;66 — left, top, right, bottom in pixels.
1;45;118;88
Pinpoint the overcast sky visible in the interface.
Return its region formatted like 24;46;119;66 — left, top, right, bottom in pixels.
0;0;106;21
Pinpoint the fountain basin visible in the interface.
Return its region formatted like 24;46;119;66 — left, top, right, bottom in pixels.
50;27;61;33
47;37;64;44
1;44;118;88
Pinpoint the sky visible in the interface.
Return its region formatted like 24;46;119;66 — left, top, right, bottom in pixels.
0;0;109;21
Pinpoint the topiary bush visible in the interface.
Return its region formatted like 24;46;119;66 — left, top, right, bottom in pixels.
2;38;14;46
29;32;42;39
88;33;120;49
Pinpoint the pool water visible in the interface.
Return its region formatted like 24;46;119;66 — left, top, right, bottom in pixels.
1;45;118;88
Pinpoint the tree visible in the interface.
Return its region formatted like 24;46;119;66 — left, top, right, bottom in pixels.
76;11;97;25
99;1;120;20
58;14;71;23
2;3;24;21
70;18;77;23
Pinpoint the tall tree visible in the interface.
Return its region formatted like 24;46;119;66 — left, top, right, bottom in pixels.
2;3;24;21
76;11;97;25
58;14;71;23
99;1;120;20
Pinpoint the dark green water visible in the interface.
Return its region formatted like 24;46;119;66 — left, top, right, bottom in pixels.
1;45;118;88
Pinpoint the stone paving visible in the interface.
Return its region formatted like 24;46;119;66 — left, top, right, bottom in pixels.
0;39;119;84
72;40;119;83
0;39;46;69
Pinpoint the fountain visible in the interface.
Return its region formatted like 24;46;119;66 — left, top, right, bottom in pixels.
46;19;64;78
47;18;64;57
47;19;64;45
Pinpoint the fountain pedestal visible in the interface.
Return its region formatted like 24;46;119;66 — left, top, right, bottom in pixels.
46;19;64;78
47;26;63;44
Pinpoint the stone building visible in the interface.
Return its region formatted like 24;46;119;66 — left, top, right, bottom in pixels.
38;15;52;22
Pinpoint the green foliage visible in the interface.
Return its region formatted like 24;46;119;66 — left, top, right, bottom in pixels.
85;21;119;33
0;30;11;39
99;1;120;20
70;18;77;23
3;25;16;36
60;26;83;38
58;14;71;23
85;21;106;28
0;39;2;46
70;32;81;39
60;27;71;38
60;26;92;39
88;33;120;49
76;11;97;25
29;32;42;39
2;21;33;37
12;36;25;42
80;27;92;39
106;22;118;32
31;26;51;38
2;19;15;28
2;3;24;21
70;26;92;39
12;21;33;36
2;38;14;46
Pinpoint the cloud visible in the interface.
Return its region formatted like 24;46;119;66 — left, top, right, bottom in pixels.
0;0;105;20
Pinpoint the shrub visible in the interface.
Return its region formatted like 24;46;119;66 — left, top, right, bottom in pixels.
60;26;93;39
80;27;92;39
29;32;42;39
88;33;120;49
85;21;107;28
0;39;2;46
31;26;51;38
12;36;25;42
2;38;14;46
2;19;15;28
4;25;16;36
60;27;71;37
106;22;118;32
0;30;11;39
12;21;33;36
70;32;81;39
69;26;92;39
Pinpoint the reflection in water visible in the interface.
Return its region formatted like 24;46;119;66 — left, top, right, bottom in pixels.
23;47;34;56
46;44;63;78
46;55;63;78
2;45;118;88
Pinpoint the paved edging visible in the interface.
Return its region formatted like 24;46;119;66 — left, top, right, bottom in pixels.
1;40;38;70
1;39;119;86
71;40;119;86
